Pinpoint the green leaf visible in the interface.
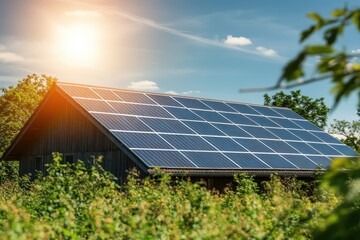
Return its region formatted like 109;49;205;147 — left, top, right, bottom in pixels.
281;52;306;81
306;45;334;55
352;11;360;31
324;26;343;45
300;25;316;42
331;9;346;17
308;12;324;24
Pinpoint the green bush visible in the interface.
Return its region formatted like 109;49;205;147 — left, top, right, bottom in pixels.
0;154;340;239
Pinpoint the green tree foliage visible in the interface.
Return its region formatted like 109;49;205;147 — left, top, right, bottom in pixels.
0;155;339;239
329;118;360;153
0;74;55;184
264;90;329;129
279;7;360;109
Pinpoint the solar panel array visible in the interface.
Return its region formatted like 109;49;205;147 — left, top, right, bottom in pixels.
57;83;358;171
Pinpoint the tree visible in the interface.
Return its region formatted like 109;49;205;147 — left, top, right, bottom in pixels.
0;74;56;183
329;118;360;153
264;90;330;129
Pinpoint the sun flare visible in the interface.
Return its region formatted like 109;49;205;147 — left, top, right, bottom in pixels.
56;24;99;66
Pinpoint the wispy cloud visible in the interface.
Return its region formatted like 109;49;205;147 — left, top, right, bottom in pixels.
0;44;25;63
127;80;159;90
165;90;201;95
351;49;360;54
256;46;278;57
64;10;102;17
164;90;178;95
105;9;285;61
224;35;252;46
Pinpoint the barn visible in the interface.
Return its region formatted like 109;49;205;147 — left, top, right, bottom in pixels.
2;82;357;187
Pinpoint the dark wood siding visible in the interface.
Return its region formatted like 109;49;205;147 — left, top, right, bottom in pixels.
17;91;147;183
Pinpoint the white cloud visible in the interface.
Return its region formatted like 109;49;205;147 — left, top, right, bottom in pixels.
0;45;24;63
224;35;252;46
164;90;178;95
255;46;278;57
182;90;201;95
64;10;102;17
351;49;360;54
127;80;159;90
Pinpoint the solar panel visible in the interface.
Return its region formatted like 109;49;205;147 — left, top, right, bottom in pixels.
112;132;173;149
182;121;225;136
182;152;239;168
147;94;183;107
255;154;297;169
220;112;258;126
212;124;252;137
133;150;196;168
201;100;237;112
227;103;259;115
204;137;248;151
225;153;270;169
92;113;152;132
164;107;203;120
92;88;122;101
139;118;194;134
173;97;211;110
113;90;155;104
160;135;216;151
57;82;357;173
192;110;231;123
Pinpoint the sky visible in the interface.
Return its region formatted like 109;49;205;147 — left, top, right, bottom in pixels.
0;0;359;123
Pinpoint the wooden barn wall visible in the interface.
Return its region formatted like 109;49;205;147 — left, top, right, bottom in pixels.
18;91;146;183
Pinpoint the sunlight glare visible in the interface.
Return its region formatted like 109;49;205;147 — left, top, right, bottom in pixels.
56;24;99;67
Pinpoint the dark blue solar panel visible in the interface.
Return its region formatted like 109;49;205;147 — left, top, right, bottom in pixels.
286;141;321;154
266;128;301;141
140;118;194;134
240;126;278;139
204;137;248;151
110;102;173;118
213;124;252;137
273;108;304;119
112;132;173;149
310;132;343;144
292;120;321;131
282;155;318;169
227;103;260;115
160;135;216;151
308;143;341;155
289;130;323;142
182;152;239;168
164;107;203;120
174;97;211;110
220;112;258;125
330;144;358;156
92;88;122;101
192;110;231;123
146;94;183;107
307;156;332;168
201;100;237;112
113;90;155;104
260;140;299;153
247;116;280;127
250;106;282;117
233;139;274;153
76;99;117;113
182;121;225;136
255;154;297;169
92;113;152;132
269;118;302;129
133;150;196;168
225;153;270;169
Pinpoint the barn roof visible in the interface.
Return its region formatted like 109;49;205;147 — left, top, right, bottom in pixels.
3;82;358;176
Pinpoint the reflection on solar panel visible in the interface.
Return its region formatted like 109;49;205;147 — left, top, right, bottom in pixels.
57;82;358;172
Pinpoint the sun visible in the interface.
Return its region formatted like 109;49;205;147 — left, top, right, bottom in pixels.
56;24;99;66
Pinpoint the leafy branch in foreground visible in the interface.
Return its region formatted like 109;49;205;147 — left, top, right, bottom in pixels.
240;7;360;109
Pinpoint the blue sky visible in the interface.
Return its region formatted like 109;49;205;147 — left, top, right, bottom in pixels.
0;0;359;123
